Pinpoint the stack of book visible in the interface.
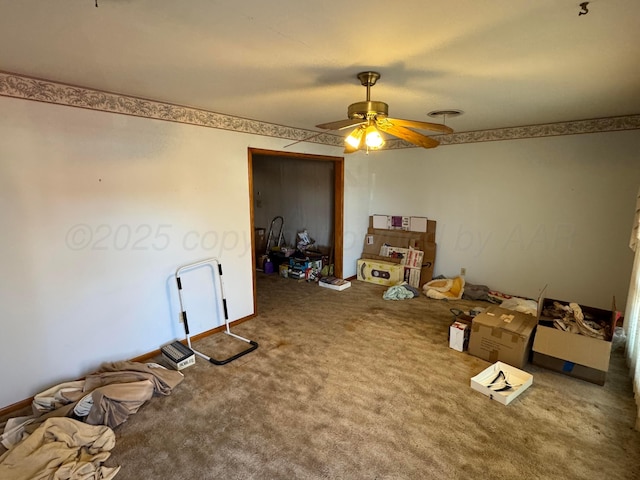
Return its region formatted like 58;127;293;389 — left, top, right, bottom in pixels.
318;276;351;291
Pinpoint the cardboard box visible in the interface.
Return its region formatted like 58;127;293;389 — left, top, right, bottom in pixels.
362;228;436;286
449;321;470;352
404;249;424;268
380;245;410;262
363;230;436;261
254;228;267;264
403;267;421;288
391;215;410;230
161;341;196;371
378;246;423;268
356;259;404;286
279;264;289;278
371;215;431;233
450;310;474;329
372;214;391;229
290;258;322;273
468;306;538;369
531;352;606;385
369;216;436;242
532;296;617;385
418;254;435;286
409;216;428;233
470;361;533;405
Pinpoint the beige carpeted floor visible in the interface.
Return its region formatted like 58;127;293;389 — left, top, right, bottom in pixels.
102;273;640;480
4;273;640;479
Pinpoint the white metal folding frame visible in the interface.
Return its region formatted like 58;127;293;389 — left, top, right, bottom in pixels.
175;258;258;365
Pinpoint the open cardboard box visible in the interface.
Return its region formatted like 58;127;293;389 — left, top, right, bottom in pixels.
470;361;533;405
532;294;617;385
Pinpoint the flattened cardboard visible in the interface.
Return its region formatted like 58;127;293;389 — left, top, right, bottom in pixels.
468;306;537;368
409;216;428;233
421;267;434;285
368;216;436;243
363;231;430;257
370;215;431;233
362;230;436;286
372;214;390;229
391;215;410;230
364;216;436;277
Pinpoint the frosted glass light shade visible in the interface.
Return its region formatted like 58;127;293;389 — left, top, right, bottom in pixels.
365;124;384;149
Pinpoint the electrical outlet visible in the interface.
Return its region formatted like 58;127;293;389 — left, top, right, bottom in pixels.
460;267;466;276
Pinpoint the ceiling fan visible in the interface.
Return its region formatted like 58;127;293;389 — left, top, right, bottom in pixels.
316;71;453;153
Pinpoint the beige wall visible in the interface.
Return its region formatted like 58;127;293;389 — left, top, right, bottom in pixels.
360;131;640;310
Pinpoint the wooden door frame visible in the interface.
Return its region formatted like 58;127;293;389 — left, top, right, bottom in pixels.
248;148;344;311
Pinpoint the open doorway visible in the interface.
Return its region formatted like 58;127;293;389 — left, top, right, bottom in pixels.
248;148;344;311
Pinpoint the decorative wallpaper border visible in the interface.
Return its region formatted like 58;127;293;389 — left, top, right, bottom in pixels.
438;115;640;146
0;71;344;148
1;71;638;150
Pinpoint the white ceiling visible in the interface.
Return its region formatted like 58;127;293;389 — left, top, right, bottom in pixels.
1;0;639;135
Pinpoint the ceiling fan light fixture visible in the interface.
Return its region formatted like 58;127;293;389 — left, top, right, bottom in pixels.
364;123;385;149
317;72;454;153
345;126;364;149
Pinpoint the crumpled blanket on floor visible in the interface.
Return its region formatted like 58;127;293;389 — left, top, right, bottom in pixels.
86;361;184;396
1;362;184;450
82;379;156;428
383;282;420;300
32;380;86;416
423;276;465;300
461;283;491;301
0;417;120;480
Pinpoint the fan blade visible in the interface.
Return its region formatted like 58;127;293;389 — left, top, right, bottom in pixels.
316;118;367;131
377;122;440;149
384;117;453;134
343;145;358;154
